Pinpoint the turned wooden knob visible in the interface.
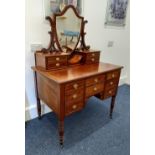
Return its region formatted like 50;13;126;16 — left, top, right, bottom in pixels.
72;105;77;109
56;57;60;61
94;78;98;82
56;63;60;67
112;74;115;78
110;81;113;85
92;53;95;56
109;90;112;94
72;94;77;99
91;58;95;62
94;87;97;91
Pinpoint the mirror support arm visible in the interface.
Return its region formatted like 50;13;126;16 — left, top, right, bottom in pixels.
79;20;90;50
41;16;59;53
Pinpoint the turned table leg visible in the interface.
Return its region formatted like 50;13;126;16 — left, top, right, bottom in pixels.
110;95;116;119
34;71;41;119
58;120;64;147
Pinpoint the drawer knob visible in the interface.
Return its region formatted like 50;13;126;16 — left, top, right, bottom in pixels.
56;63;60;67
112;74;115;78
72;105;77;109
94;78;98;82
94;87;97;91
56;57;60;61
73;83;78;89
72;94;77;99
110;82;113;85
91;58;95;62
109;90;112;94
92;53;95;56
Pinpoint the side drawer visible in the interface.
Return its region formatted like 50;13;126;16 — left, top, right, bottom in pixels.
65;90;84;104
86;74;105;86
65;101;83;116
104;87;117;99
106;70;120;80
86;83;104;97
65;80;85;91
105;78;119;90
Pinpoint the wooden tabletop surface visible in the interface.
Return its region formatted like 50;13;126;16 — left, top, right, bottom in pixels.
32;62;123;84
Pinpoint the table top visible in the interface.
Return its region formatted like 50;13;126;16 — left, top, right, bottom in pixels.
32;62;123;84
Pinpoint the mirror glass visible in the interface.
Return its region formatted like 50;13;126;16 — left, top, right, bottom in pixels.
56;8;82;52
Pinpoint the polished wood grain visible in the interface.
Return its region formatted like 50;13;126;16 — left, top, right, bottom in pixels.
32;62;123;84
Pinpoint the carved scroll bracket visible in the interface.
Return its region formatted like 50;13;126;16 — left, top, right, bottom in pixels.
79;20;90;50
41;16;59;53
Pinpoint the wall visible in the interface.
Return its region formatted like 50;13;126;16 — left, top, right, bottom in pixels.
25;0;130;121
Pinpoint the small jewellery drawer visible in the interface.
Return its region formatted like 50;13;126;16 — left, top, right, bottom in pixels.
65;80;84;92
87;52;100;58
47;61;67;69
105;79;118;90
65;101;83;116
86;74;105;86
47;56;67;62
86;83;104;97
86;56;100;64
65;90;84;104
104;87;117;98
106;70;120;80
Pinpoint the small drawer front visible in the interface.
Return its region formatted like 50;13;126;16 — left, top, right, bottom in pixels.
105;79;119;90
87;52;100;58
86;75;105;86
106;70;120;80
47;61;67;69
86;56;100;64
65;102;83;116
47;56;67;62
104;87;117;98
65;90;84;104
86;83;104;97
65;80;85;91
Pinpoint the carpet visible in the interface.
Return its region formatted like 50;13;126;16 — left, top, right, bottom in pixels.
25;84;130;155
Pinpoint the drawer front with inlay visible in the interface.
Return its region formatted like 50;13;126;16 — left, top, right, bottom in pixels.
86;83;104;97
106;70;120;80
86;56;100;64
47;61;67;69
65;101;83;116
47;56;67;62
105;78;119;90
65;90;84;104
65;80;84;92
86;74;105;86
104;87;117;98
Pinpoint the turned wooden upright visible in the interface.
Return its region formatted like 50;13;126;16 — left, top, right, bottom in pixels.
31;5;123;146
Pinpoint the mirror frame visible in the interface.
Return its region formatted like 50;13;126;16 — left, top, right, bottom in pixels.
54;5;83;52
42;5;90;53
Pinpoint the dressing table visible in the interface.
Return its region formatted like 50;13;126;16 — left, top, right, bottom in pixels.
31;5;123;146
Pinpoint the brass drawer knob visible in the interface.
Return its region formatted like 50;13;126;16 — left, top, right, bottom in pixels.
72;105;77;109
91;58;95;62
110;81;113;85
56;63;60;67
56;57;60;61
73;83;78;89
94;87;97;91
112;74;115;78
92;53;95;56
109;90;112;94
72;94;77;99
94;78;98;82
